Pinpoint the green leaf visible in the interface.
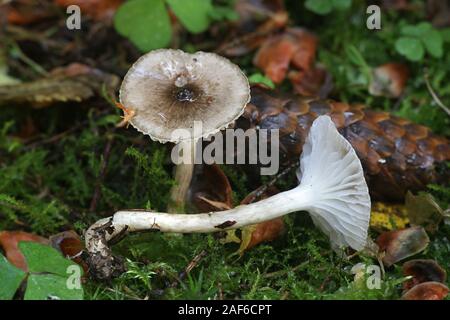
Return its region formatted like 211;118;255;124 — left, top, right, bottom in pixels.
332;0;352;10
19;242;78;277
0;254;26;300
305;0;333;15
395;37;424;61
24;274;83;300
248;73;275;89
114;0;171;52
422;29;443;58
166;0;213;33
401;22;432;37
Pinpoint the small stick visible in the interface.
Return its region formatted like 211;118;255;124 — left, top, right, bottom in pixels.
170;249;208;288
245;161;299;204
424;72;450;117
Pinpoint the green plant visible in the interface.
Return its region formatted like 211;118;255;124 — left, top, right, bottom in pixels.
395;22;444;61
248;73;275;89
304;0;351;15
0;242;84;300
114;0;237;52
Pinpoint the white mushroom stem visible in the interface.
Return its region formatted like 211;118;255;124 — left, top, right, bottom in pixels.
168;139;198;213
85;116;371;276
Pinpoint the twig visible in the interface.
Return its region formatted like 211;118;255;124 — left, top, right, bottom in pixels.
245;161;299;204
424;72;450;117
170;249;208;288
180;249;208;280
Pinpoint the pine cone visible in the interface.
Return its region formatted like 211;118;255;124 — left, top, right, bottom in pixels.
237;85;450;202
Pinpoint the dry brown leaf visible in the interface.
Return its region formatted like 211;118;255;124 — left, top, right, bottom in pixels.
188;164;233;213
49;230;86;268
402;281;449;300
376;226;430;267
238;186;285;251
254;28;318;84
0;63;119;108
243;218;285;250
402;259;447;291
253;35;297;84
0;231;49;271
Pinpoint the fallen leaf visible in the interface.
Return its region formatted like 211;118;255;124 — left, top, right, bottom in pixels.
405;191;444;233
253;35;297;83
289;28;318;71
49;230;86;271
188;164;233;212
376;226;430;267
254;28;318;84
402;259;447;291
238;186;285;252
401;281;449;300
369;63;409;98
0;231;49;271
0;63;119;108
242;217;285;250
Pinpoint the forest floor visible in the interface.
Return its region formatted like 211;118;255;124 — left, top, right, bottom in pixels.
0;0;449;300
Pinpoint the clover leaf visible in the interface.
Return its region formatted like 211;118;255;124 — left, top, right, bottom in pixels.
0;242;84;300
166;0;212;34
395;22;443;61
114;0;234;52
114;0;171;52
395;37;424;62
0;254;26;300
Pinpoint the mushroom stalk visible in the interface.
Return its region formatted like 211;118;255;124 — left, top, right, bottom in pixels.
90;185;312;235
168;139;198;213
85;116;371;279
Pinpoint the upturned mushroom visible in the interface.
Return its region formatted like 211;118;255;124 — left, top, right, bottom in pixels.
85;116;371;279
118;49;250;212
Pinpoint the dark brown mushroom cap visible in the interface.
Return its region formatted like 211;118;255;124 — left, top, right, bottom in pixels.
119;49;250;143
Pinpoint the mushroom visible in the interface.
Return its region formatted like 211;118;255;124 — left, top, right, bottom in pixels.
118;49;250;212
85;116;371;279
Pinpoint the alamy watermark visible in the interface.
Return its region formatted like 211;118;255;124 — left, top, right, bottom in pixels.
170;121;280;175
351;263;382;290
66;265;82;290
366;5;381;30
66;5;81;30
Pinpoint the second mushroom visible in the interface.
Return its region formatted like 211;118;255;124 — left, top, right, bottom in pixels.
119;49;250;212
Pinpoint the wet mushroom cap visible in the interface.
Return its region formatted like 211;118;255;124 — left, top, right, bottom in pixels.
119;49;251;143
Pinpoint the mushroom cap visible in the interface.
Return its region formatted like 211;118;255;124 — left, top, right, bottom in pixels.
297;115;371;251
119;49;250;143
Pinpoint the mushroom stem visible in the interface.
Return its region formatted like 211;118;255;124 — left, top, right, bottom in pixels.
90;185;311;236
85;116;371;279
168;139;198;213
